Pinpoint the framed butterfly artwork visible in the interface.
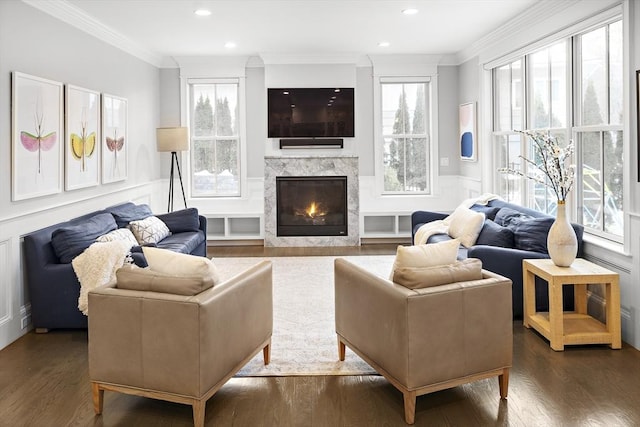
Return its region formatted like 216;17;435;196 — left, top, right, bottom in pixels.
11;72;64;201
101;93;127;183
65;85;101;190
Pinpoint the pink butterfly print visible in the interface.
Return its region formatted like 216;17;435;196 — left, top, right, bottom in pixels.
106;136;124;152
20;130;57;174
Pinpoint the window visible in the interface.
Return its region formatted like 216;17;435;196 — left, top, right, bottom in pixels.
492;17;623;241
188;80;240;197
380;80;431;193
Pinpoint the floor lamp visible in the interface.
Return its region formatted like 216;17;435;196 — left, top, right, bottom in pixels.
157;127;189;212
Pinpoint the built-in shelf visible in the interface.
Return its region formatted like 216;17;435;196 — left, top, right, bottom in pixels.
361;213;412;238
204;214;263;240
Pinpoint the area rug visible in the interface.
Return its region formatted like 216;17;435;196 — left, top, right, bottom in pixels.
213;255;395;376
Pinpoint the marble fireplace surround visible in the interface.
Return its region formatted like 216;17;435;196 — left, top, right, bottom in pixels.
264;156;359;247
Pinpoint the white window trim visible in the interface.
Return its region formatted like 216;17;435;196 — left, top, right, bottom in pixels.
180;76;247;199
373;75;438;196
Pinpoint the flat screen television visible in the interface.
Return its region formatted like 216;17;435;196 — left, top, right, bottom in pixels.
268;88;355;138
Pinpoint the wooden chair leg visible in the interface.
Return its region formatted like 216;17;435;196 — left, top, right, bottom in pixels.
338;337;346;361
403;390;416;424
91;382;104;415
499;368;510;399
263;343;271;365
192;400;206;427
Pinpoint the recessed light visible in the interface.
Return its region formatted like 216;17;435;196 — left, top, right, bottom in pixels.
334;88;341;92
402;8;418;15
194;9;211;16
378;41;390;47
224;41;237;49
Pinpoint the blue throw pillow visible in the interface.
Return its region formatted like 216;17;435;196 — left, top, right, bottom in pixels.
107;203;153;228
513;217;555;254
475;220;515;248
494;207;534;229
470;204;501;221
156;208;201;233
51;213;118;263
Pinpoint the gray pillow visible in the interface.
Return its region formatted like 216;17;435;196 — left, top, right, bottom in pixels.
51;213;117;263
107;202;153;228
156;208;200;233
476;219;515;248
513;217;555;254
494;207;534;228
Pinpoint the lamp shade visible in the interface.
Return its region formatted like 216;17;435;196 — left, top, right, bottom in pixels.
156;127;189;152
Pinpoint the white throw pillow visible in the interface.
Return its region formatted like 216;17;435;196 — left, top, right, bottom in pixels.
129;216;171;245
446;206;485;248
95;228;138;246
142;246;220;284
390;239;460;280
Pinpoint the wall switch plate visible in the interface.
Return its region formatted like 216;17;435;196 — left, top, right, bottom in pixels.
440;157;449;167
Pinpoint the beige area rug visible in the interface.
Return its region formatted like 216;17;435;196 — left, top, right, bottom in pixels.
213;255;395;376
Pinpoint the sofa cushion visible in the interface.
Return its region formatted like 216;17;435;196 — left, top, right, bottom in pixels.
494;207;534;228
51;213;118;263
129;216;171;245
156;208;200;233
470;204;501;221
115;264;215;295
393;258;483;289
447;206;485;248
513;216;554;254
156;231;204;254
476;219;515;248
390;239;460;280
95;228;138;247
142;246;220;284
107;202;153;228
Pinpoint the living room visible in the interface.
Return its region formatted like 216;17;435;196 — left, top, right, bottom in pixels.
1;0;640;424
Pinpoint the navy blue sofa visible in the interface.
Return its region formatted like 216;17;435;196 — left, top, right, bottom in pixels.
411;199;584;319
22;203;207;332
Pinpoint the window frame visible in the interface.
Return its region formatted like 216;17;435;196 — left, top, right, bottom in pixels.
373;76;436;196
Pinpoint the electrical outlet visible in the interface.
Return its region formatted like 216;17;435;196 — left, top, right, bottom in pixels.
21;315;31;330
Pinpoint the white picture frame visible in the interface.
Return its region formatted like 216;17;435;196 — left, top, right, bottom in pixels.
101;93;127;183
459;102;477;162
11;72;64;201
65;85;101;190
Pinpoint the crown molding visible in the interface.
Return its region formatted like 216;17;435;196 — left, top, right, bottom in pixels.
455;0;581;65
259;53;362;65
22;0;165;68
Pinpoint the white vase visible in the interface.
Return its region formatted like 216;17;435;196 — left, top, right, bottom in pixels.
547;201;578;267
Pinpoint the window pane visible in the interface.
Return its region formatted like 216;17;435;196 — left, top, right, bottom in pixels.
581;132;602;229
529;49;550;129
603;131;623;234
550;41;567;127
512;60;523;130
580;27;607;125
383;137;405;191
381;84;403;135
609;21;623;125
495;65;511;131
192;86;214;137
407;137;428;191
193;139;215;193
215;139;239;194
215;84;238;136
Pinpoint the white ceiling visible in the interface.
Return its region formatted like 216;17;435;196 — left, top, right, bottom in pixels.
37;0;540;66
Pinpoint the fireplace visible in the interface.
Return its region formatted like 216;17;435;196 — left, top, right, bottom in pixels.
276;176;348;237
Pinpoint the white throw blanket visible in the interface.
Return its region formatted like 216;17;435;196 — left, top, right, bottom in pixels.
72;240;131;315
413;194;502;245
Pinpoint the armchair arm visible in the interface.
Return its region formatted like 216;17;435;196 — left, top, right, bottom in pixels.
334;258;414;385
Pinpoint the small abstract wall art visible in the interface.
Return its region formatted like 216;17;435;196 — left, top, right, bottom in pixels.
459;102;477;161
65;85;100;190
11;72;64;201
101;93;127;183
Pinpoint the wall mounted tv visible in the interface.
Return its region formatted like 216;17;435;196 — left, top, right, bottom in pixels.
268;88;355;139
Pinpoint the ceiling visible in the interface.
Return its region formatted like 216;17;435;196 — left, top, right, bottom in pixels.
37;0;540;66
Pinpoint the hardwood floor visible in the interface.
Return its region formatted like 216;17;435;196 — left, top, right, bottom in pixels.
2;245;639;426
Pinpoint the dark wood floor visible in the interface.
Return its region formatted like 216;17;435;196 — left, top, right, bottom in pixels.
2;245;639;426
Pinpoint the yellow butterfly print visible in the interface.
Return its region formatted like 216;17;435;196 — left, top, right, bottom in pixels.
70;130;97;171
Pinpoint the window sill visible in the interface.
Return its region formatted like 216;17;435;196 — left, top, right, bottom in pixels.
582;233;630;258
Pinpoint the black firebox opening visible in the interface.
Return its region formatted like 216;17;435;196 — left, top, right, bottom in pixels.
276;176;348;237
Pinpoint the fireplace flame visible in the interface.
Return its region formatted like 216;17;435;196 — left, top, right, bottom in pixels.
306;202;321;218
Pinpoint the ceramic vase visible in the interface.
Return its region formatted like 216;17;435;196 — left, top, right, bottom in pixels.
547;201;578;267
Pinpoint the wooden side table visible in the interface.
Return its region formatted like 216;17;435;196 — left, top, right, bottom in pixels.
522;258;621;351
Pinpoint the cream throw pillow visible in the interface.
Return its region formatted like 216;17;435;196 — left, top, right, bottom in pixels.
116;264;215;295
142;246;220;285
389;239;460;280
393;258;483;289
129;216;171;245
446;206;485;248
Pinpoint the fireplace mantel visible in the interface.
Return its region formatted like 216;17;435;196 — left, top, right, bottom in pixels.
264;156;359;246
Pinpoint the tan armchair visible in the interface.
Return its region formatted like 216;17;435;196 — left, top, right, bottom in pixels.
334;258;512;424
88;260;273;427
